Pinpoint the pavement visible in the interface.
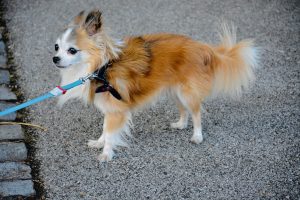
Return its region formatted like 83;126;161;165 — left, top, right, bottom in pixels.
3;0;300;199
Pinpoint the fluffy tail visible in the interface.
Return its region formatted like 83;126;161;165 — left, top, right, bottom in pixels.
212;23;259;97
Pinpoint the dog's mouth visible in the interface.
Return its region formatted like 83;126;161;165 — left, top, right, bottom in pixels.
53;63;69;69
54;62;81;69
56;65;67;69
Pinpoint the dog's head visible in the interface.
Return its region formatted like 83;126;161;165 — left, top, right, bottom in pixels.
52;10;104;70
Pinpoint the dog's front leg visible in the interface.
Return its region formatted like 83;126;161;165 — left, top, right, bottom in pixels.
97;112;130;162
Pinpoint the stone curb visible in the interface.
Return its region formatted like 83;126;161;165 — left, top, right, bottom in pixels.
0;180;35;197
0;142;27;162
0;23;36;198
0;69;9;84
0;162;31;180
0;101;16;121
0;85;17;101
0;125;24;140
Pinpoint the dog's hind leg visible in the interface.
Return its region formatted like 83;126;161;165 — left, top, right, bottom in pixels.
171;96;189;129
190;108;203;144
97;112;131;162
175;87;204;144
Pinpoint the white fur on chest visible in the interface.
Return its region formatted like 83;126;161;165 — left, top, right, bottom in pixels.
58;64;90;106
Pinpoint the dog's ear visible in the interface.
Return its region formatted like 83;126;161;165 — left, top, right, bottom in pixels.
73;10;85;25
69;10;85;26
84;10;102;36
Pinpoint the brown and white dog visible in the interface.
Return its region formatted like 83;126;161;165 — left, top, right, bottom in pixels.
53;10;258;161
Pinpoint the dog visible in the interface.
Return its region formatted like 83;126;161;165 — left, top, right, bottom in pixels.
53;10;258;162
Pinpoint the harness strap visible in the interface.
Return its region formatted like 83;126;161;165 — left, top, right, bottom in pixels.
93;61;122;100
95;84;122;100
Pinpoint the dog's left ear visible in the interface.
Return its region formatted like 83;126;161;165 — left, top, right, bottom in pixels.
84;10;102;36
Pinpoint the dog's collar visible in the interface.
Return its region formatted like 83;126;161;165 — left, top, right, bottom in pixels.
92;61;122;100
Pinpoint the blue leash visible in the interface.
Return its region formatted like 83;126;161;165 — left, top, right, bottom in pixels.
0;73;95;117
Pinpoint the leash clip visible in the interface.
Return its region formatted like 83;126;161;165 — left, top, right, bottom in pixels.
80;73;98;83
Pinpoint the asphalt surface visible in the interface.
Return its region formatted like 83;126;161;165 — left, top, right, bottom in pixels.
4;0;300;199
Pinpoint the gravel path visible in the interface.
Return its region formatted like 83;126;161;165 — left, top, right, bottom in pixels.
4;0;299;199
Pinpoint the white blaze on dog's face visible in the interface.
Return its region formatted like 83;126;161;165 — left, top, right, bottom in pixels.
52;10;103;69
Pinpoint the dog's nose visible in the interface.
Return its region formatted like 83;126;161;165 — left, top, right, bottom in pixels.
53;56;60;64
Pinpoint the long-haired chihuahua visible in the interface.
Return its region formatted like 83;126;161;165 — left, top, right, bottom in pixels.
53;10;258;161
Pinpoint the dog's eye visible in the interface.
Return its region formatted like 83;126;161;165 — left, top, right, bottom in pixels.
55;44;59;51
68;48;78;55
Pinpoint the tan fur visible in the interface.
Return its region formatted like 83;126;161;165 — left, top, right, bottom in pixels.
104;112;128;133
80;34;216;110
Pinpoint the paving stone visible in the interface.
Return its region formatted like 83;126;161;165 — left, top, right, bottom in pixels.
0;27;3;41
0;125;24;140
0;86;17;101
0;27;4;35
0;41;5;55
0;55;7;68
0;142;27;161
0;69;9;84
0;180;35;197
0;162;31;180
0;102;17;121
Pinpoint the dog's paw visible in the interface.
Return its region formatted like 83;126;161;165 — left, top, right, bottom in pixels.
190;134;203;144
87;139;104;149
171;121;188;129
97;152;114;162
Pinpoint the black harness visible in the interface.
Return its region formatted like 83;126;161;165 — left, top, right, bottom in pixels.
93;61;122;100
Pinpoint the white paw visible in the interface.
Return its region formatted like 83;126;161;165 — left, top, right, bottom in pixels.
190;134;203;144
171;121;188;129
97;152;114;162
87;139;104;149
